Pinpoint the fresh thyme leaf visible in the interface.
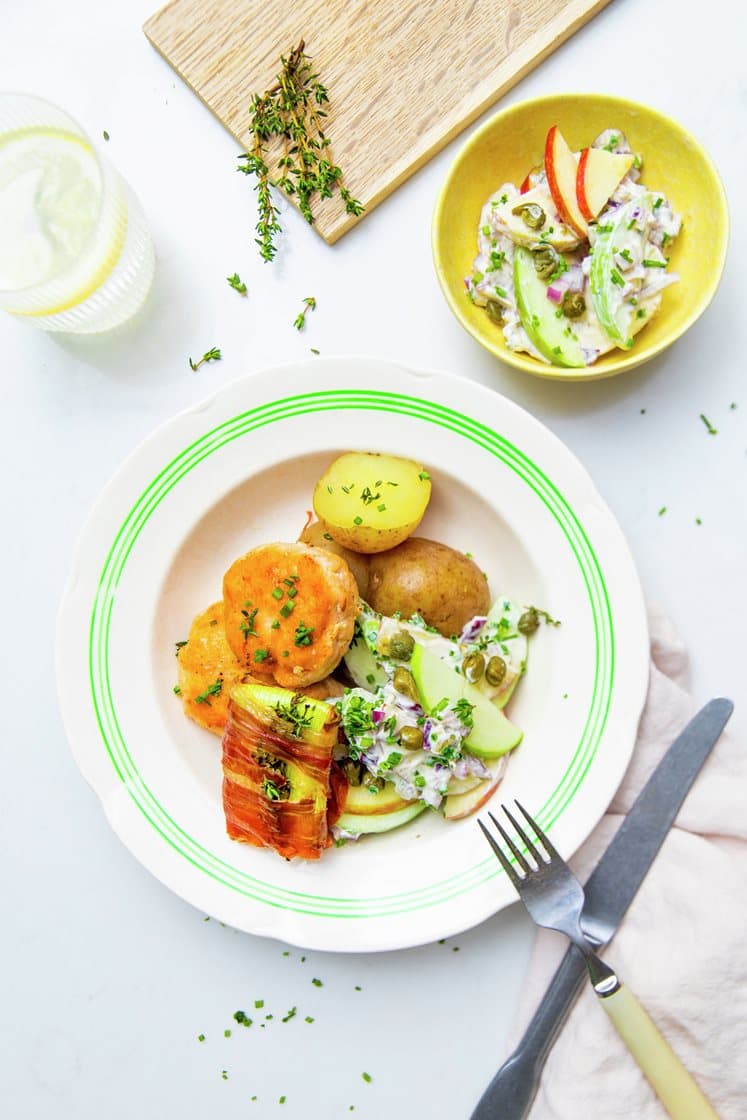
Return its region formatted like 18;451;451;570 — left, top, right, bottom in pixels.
699;413;718;435
227;272;247;295
175;640;188;655
237;40;364;261
294;296;317;330
102;130;110;141
189;347;222;371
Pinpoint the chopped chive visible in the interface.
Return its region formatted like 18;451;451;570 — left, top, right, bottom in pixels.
271;587;283;599
642;258;667;268
699;413;718;435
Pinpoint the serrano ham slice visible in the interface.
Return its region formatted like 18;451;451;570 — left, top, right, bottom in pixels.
222;683;340;860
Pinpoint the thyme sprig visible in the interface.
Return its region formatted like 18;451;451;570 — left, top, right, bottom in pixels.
294;296;317;330
189;347;222;371
237;40;364;261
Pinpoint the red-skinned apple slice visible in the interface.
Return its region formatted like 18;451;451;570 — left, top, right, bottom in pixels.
519;164;541;194
442;757;507;821
544;125;587;239
576;147;635;221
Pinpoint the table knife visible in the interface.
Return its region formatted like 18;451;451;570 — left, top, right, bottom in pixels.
470;697;734;1120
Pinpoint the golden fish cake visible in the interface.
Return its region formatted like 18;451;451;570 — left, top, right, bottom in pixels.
177;599;345;735
223;541;359;688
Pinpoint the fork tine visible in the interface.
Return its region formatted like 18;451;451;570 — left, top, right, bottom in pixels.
501;802;546;867
478;818;522;887
514;799;561;862
487;811;532;874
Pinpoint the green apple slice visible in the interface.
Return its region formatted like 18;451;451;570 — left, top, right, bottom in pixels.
411;643;523;759
589;192;655;347
335;801;426;836
514;247;585;368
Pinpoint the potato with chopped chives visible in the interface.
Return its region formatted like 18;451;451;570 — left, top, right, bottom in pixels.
312;452;432;554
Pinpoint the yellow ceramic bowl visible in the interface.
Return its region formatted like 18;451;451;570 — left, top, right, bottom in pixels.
432;93;729;380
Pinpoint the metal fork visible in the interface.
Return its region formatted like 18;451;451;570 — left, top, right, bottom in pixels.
479;803;720;1120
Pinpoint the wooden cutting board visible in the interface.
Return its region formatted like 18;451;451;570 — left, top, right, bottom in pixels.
144;0;612;243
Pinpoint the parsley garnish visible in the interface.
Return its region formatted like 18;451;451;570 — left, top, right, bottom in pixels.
254;648;270;662
189;347;221;371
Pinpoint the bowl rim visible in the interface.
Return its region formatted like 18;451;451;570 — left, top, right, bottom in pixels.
432;91;730;381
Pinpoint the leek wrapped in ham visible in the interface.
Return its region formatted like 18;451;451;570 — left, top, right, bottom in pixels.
222;683;340;860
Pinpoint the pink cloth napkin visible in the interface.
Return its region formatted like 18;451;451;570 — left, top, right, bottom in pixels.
510;606;747;1120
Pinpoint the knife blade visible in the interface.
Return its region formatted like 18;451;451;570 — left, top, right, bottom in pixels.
470;696;734;1120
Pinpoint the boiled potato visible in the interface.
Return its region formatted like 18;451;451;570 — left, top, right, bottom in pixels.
313;452;431;554
367;537;490;638
298;519;370;598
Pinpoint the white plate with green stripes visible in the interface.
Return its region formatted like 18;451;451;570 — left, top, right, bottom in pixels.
56;357;648;952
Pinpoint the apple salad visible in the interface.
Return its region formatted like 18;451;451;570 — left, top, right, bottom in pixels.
466;126;681;368
333;598;545;841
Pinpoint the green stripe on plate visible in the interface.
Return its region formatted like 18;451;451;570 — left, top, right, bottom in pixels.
88;390;614;917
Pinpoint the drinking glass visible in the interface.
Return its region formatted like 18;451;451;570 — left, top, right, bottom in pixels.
0;93;155;332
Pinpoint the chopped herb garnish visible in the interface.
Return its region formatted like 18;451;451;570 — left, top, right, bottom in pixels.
273;694;314;737
280;601;295;618
271;587;283;600
102;129;110;141
173;685;182;695
653;196;664;210
254;648;270;662
700;413;718;435
353;515;363;525
695;517;702;525
227;272;247;295
494;286;507;298
642;258;667;268
271;620;280;629
418;470;430;481
189;347;221;371
603;134;620;151
224;1029;231;1037
305;1015;314;1023
294;622;314;647
377;503;386;512
240;606;258;638
233;1010;251;1025
658;506;667;516
281;1007;297;1023
610;268;625;288
362;1072;372;1084
197;1034;205;1042
175;640;188;654
194;679;222;705
254;998;264;1009
311;977;323;987
293;296;317;331
636;309;646;319
262;777;285;801
221;1070;228;1080
481;224;490;236
619;248;633;263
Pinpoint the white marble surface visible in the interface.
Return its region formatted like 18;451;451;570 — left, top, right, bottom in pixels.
1;1;744;1117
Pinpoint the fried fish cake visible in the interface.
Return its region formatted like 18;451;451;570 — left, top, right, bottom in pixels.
223;541;359;688
177;601;246;735
177;599;345;735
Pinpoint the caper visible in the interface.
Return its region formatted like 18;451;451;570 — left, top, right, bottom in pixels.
518;608;540;636
462;651;485;683
342;759;364;786
530;244;559;280
389;630;415;661
485;299;504;325
400;725;424;751
562;291;586;319
512;202;546;230
393;667;419;702
485;655;507;686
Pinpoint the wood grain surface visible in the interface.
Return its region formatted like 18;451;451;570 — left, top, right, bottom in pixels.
144;0;613;243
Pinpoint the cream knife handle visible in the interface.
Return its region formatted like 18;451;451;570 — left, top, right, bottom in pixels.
599;982;720;1120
